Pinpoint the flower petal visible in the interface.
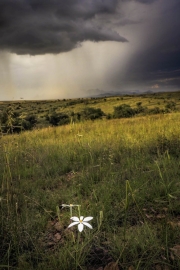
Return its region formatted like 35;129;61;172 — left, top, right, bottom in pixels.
83;222;92;229
80;216;84;221
78;223;84;232
61;204;69;208
83;216;93;222
70;216;80;222
68;221;79;228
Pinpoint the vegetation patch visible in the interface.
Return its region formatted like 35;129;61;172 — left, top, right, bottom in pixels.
0;92;180;269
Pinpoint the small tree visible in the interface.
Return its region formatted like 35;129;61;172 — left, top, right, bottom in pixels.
81;107;104;120
135;102;147;114
21;119;32;130
0;106;20;133
25;114;37;126
47;112;70;126
113;104;135;118
47;112;59;126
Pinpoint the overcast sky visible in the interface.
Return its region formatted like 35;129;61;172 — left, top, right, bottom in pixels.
0;0;180;100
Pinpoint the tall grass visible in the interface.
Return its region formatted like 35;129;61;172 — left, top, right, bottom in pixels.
0;113;180;269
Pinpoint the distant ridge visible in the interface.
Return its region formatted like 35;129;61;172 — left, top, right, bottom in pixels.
88;89;180;98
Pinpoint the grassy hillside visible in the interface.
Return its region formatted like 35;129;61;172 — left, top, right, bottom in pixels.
0;93;180;269
0;91;180;130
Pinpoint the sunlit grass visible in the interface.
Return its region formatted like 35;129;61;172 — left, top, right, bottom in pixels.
1;112;180;269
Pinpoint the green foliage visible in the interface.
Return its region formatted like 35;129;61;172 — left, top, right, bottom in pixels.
19;114;38;131
106;113;113;119
0;106;21;133
21;119;32;130
81;107;105;120
66;99;84;106
113;104;135;118
1;91;180;133
47;112;70;126
135;103;147;114
0;107;39;133
1;113;180;269
165;101;176;110
147;106;164;115
136;102;142;107
25;114;37;126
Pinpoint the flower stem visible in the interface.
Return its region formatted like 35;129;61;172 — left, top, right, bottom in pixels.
70;206;72;217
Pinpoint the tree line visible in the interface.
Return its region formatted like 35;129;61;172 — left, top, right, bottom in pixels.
0;101;176;134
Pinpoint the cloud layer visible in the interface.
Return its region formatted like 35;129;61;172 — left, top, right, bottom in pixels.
0;0;129;55
111;0;180;91
0;0;180;100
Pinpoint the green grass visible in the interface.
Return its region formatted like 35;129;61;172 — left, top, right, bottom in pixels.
0;104;180;269
1;91;180;129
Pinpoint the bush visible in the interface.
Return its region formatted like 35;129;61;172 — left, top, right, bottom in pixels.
113;104;135;118
81;107;105;120
147;107;164;115
106;113;113;119
135;105;147;114
58;113;70;126
75;112;81;121
25;114;37;126
47;112;70;126
21;119;32;130
165;101;176;110
0;107;22;133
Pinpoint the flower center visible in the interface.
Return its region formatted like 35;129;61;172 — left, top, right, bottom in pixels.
80;219;83;223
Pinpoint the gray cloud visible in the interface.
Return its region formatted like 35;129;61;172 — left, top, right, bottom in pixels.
0;0;128;55
134;0;157;3
111;0;180;91
1;0;180;100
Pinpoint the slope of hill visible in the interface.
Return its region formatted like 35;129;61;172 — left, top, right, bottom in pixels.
0;90;180;132
0;92;180;269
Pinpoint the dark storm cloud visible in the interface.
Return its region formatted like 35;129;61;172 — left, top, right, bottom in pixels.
134;0;156;4
116;18;141;26
112;0;180;90
0;0;128;55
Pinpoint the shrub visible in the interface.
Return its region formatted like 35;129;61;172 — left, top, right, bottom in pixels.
25;114;37;126
165;101;176;110
136;102;142;107
47;112;70;126
21;119;32;130
106;113;112;119
0;106;22;133
113;104;135;118
147;107;163;115
58;113;70;126
75;112;81;121
135;105;147;114
81;107;105;120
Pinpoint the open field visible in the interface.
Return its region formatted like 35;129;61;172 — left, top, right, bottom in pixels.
0;91;180;130
1;93;180;269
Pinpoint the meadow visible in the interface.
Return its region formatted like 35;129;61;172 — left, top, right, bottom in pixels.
0;91;180;130
0;92;180;269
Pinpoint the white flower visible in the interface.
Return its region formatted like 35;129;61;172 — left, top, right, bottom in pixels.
61;204;79;209
68;216;93;232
